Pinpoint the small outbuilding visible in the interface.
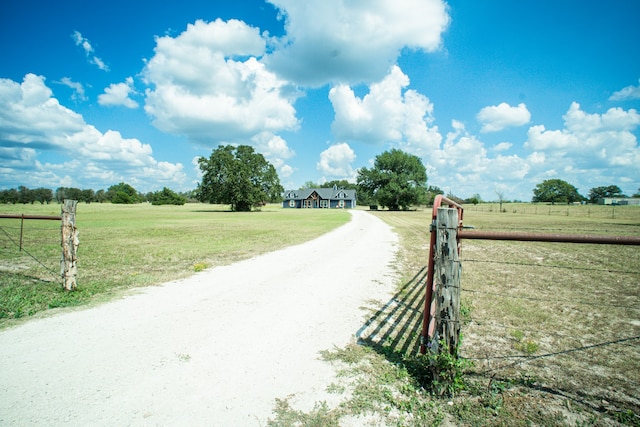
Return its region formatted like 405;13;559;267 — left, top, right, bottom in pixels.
282;186;357;209
598;198;640;206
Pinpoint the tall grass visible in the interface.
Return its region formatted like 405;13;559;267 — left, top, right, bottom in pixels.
0;203;350;322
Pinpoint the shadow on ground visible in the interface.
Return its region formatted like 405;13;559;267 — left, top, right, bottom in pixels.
356;267;427;357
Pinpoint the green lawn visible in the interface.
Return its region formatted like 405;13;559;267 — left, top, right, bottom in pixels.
0;202;350;322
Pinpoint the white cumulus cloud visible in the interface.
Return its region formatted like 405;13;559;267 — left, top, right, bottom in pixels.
0;74;185;191
265;0;450;86
525;102;640;166
251;131;296;177
609;79;640;101
317;142;356;180
329;65;441;155
523;102;640;191
477;102;531;133
143;19;299;144
98;77;139;108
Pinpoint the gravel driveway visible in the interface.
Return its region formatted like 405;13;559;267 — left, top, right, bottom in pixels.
0;210;398;426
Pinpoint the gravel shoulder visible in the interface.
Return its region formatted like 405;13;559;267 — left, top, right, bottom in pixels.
0;210;399;426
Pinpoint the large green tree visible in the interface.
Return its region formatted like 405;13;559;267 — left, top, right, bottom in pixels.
357;148;427;210
588;185;624;203
532;179;584;204
107;182;142;204
149;187;186;205
196;145;283;212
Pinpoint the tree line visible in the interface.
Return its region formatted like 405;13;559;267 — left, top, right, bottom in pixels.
0;184;193;205
532;180;640;205
3;145;638;209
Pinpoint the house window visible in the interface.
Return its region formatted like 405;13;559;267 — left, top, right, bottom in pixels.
304;199;313;208
289;200;296;207
338;200;345;208
320;200;328;208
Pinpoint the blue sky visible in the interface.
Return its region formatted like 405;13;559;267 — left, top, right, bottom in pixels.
1;0;639;201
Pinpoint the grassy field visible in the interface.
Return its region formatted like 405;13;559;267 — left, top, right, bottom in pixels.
0;202;350;323
364;204;640;426
3;201;640;425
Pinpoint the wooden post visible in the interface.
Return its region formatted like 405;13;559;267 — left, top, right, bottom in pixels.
430;207;462;355
61;200;79;291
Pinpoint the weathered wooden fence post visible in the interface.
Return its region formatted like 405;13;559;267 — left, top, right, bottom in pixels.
61;199;79;291
430;207;462;355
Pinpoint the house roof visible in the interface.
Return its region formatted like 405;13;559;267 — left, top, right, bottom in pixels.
284;187;356;200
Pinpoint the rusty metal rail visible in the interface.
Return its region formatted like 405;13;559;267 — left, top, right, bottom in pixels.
459;230;640;245
0;214;61;220
0;213;62;252
420;197;640;354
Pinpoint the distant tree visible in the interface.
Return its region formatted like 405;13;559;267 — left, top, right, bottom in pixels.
95;189;107;203
17;186;34;204
80;189;95;203
55;187;66;203
424;185;444;206
55;187;84;203
495;189;506;212
357;148;427;210
149;187;186;205
300;181;319;190
588;185;625;203
179;190;198;203
532;179;584;204
634;188;640;198
0;188;19;204
33;188;53;204
320;180;356;190
196;145;283;212
107;182;142;204
465;193;483;205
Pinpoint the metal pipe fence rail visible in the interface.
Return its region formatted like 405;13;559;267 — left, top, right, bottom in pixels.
459;229;640;245
416;196;639;418
421;196;640;354
0;215;62;280
0;200;78;290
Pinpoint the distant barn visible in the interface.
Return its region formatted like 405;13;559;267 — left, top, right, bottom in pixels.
282;186;357;209
598;198;640;206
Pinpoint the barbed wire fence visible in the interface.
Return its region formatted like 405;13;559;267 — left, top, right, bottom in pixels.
1;202;78;290
466;202;639;220
0;218;62;282
358;203;640;420
458;249;640;418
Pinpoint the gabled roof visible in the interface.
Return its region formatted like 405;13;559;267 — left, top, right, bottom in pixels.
284;187;356;200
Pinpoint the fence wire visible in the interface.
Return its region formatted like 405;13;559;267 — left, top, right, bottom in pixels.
356;220;640;418
456;240;640;415
0;221;61;281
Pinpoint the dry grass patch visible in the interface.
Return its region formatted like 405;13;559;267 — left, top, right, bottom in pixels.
368;204;640;426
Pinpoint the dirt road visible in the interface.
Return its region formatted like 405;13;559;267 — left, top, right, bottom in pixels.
0;210;398;426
